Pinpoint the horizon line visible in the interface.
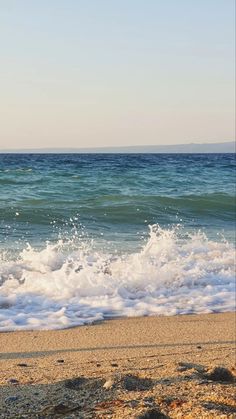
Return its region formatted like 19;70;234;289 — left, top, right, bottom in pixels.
0;140;235;153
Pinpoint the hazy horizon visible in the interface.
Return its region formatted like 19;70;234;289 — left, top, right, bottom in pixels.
0;140;234;153
0;1;235;149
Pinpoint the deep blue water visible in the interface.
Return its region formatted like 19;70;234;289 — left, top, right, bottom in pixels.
0;153;235;250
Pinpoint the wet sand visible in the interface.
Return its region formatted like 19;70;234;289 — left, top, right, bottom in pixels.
0;312;235;418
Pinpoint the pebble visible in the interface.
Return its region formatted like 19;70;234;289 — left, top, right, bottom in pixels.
103;378;114;390
5;396;20;403
128;399;139;408
136;407;168;419
40;402;79;415
53;403;74;414
57;359;65;363
64;377;86;390
123;374;153;391
65;376;105;391
8;379;19;385
176;366;188;372
206;366;235;382
17;363;28;367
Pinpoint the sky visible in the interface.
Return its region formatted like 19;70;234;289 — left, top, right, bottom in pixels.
0;0;235;149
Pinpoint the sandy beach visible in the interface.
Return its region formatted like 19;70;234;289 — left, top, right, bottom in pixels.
0;312;235;418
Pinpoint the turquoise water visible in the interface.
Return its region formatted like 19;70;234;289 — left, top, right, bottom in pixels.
0;153;235;249
0;153;235;330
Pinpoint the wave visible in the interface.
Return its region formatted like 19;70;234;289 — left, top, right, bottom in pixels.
0;225;235;331
0;168;32;173
0;193;235;224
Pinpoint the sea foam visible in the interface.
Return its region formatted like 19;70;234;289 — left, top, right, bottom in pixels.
0;225;235;331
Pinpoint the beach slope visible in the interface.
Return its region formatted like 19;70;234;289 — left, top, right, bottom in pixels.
0;312;235;418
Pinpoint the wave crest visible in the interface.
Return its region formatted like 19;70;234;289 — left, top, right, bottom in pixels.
0;225;235;331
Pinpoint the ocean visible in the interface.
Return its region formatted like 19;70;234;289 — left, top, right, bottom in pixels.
0;153;235;330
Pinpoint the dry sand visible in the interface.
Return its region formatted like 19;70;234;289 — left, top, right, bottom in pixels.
0;312;235;418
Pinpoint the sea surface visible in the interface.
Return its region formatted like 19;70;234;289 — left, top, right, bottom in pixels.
0;153;235;330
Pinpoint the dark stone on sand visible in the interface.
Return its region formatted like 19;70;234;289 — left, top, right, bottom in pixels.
57;359;64;363
41;402;80;415
111;363;118;367
197;345;202;349
144;397;154;402
64;376;105;391
122;374;153;391
64;377;88;390
5;396;20;403
161;378;171;385
8;379;19;385
17;363;28;367
136;407;169;419
129;400;139;408
53;403;76;414
206;367;235;383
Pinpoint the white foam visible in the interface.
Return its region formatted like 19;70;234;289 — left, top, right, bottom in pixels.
0;225;235;331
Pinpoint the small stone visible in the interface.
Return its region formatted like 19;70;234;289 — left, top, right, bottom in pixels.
123;374;153;391
53;403;73;414
64;377;87;390
8;379;19;385
5;396;20;403
176;366;188;372
96;363;101;367
161;379;171;385
104;267;112;275
128;399;139;408
57;359;64;363
197;345;202;349
143;397;155;407
136;407;168;419
206;366;235;382
17;363;28;367
65;376;105;391
41;403;79;415
103;378;114;390
111;363;118;367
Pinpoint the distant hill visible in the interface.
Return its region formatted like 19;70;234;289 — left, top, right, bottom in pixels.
1;141;235;153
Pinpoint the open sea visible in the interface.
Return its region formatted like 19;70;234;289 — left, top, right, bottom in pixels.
0;153;235;331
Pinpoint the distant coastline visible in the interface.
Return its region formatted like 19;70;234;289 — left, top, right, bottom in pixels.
0;141;235;154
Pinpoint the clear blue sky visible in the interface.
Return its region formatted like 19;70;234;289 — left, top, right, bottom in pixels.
0;0;235;149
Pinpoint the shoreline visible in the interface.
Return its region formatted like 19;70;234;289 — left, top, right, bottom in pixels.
1;311;235;356
0;312;235;418
1;309;235;333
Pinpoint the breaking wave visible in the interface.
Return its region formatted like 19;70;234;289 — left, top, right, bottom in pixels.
0;225;235;331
